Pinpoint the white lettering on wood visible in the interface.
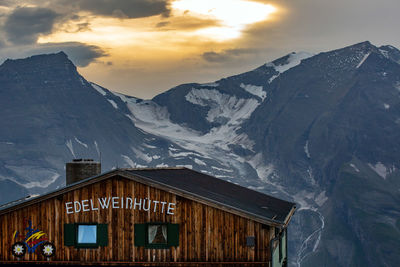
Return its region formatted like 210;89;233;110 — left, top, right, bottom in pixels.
65;202;73;214
64;196;176;215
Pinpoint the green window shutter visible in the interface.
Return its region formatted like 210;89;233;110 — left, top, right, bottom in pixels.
97;224;108;246
134;224;146;247
167;223;179;247
64;223;76;246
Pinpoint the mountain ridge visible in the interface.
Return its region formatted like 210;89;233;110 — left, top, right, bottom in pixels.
0;41;399;266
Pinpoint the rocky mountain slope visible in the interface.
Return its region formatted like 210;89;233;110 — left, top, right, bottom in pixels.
0;41;399;266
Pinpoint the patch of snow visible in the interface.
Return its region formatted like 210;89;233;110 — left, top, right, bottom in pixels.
315;191;328;207
143;143;157;149
247;186;265;190
194;158;206;166
131;147;153;163
66;139;76;158
304;140;311;158
379;49;389;59
23;173;60;189
107;99;118;109
307;167;317;185
94;141;100;157
368;162;387;179
248;153;277;185
74;137;88;148
268;74;279;83
169;150;203;158
111;91;139;103
121;155;135;167
2;167;60;189
79;77;85;86
91;83;107;96
384;103;390;109
266;52;314;73
201;82;219;87
215;175;233;178
211;166;234;172
1;141;14;145
122;91;261;180
356;52;370;68
185;88;260;125
152;155;161;160
176;165;192;169
350;163;360;172
239;83;266;101
156;163;169;167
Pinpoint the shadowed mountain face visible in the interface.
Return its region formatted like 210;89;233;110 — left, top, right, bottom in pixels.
1;42;400;266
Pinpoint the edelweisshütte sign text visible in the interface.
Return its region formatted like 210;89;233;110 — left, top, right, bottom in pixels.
65;196;176;215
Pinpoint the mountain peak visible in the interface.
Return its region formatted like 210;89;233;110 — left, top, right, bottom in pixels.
1;51;73;69
0;51;78;77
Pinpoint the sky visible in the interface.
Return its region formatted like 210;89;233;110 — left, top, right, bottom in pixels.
0;0;399;99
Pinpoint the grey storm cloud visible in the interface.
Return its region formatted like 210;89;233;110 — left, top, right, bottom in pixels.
4;7;60;45
0;42;108;67
59;0;169;18
33;42;108;67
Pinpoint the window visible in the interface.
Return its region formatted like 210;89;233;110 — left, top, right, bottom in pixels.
246;236;255;247
135;223;179;249
64;223;108;248
77;225;97;244
148;224;167;244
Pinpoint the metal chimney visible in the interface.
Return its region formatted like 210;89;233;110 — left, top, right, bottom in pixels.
66;159;101;185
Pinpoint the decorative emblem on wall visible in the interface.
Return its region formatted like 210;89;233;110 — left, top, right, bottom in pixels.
11;219;56;258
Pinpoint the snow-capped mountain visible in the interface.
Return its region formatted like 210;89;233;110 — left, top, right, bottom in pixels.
0;41;399;266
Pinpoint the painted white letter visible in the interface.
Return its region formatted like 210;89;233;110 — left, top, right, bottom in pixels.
98;197;111;209
167;203;176;215
82;199;89;212
134;198;142;210
126;197;133;209
153;200;159;212
112;197;119;209
160;201;167;213
90;199;99;211
74;201;82;213
143;198;151;211
65;202;73;214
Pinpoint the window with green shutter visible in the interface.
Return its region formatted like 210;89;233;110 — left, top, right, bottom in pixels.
134;223;179;249
64;223;108;248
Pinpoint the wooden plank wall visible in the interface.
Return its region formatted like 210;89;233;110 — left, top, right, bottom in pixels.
0;175;275;264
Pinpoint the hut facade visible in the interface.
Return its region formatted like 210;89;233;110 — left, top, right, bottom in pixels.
0;162;295;266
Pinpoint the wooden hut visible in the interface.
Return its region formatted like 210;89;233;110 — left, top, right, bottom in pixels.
0;161;295;266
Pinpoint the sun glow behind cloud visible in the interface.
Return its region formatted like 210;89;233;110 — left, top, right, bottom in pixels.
34;0;279;98
38;0;277;46
172;0;277;41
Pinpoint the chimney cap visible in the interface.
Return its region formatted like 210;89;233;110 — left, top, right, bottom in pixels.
71;158;96;163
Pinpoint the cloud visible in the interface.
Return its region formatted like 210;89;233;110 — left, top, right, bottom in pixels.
0;42;107;67
58;0;169;19
4;7;60;44
34;42;108;67
202;48;259;63
156;21;169;28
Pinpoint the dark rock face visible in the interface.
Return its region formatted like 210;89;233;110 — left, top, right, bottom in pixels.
0;52;170;197
1;42;400;266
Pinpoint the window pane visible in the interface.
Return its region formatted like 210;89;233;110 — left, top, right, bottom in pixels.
78;225;97;244
148;225;167;244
